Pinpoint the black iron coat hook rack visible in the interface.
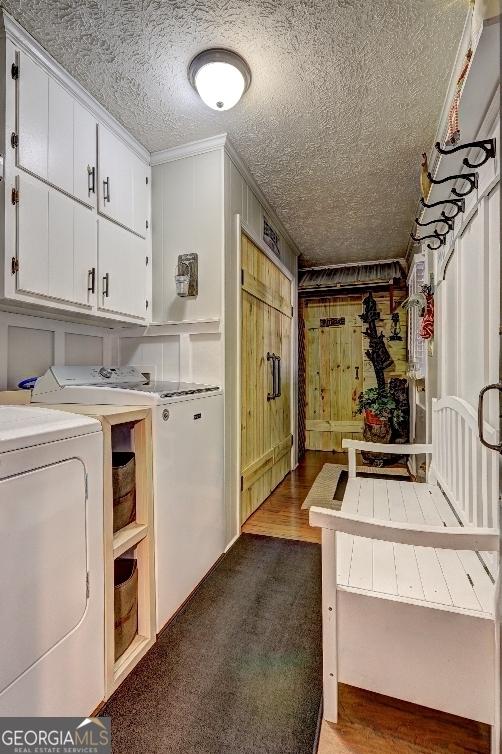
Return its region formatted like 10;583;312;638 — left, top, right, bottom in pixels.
427;171;478;197
435;138;496;169
410;229;446;251
415;215;454;232
419;196;465;218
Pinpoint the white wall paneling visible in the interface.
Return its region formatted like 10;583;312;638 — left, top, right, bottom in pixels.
0;310;114;389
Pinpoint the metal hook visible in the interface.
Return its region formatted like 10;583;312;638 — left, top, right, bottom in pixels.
435;138;496;169
415;215;454;232
427;171;478;197
410;230;446;250
419;196;465;218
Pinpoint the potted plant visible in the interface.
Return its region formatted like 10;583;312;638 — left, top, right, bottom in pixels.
356;387;405;464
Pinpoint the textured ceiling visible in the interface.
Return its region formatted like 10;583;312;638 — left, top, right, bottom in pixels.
4;0;468;265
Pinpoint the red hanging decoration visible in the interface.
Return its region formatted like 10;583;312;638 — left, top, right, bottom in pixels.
419;292;434;340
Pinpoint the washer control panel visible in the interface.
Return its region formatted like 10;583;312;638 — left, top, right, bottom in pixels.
48;365;147;387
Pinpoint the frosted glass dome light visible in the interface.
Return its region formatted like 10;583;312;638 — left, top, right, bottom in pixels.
188;49;251;111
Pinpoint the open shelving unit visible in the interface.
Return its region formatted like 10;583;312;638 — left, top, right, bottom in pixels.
47;403;156;700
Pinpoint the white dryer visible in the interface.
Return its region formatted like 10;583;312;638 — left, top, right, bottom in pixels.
0;405;104;716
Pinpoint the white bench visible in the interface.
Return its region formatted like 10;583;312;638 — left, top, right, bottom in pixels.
309;396;500;748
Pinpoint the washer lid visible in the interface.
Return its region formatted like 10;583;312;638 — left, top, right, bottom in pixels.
0;406;100;453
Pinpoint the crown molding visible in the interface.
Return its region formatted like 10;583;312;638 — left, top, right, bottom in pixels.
0;9;150;163
150;133;228;165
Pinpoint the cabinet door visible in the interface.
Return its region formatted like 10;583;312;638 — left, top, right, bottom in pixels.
98;219;147;319
16;174;49;297
48;77;74;196
17;51;49;180
73;102;97;208
98;124;148;238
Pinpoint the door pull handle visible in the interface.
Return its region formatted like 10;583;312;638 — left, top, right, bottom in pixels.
87;165;95;195
478;384;502;453
355;366;359;380
87;267;96;294
103;177;110;203
103;272;110;298
276;356;282;399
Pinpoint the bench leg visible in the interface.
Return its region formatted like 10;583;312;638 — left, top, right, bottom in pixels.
321;528;338;723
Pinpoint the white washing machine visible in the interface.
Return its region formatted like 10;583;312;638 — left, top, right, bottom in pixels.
0;405;104;716
32;366;225;633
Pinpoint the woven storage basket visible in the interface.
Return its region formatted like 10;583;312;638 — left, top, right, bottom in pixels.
112;452;136;533
113;489;136;533
112;452;135;499
114;559;138;661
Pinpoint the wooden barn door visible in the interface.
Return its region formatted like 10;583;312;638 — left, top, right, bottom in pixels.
303;296;364;451
240;233;292;525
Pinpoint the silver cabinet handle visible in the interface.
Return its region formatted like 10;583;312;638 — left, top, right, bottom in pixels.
87;165;95;195
103;273;110;298
103;177;110;203
87;267;96;294
478;384;502;453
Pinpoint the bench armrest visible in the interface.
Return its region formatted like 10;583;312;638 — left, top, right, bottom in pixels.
342;439;432;478
309;506;499;552
342;439;433;454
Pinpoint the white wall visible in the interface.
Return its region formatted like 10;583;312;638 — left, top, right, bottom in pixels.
151;149;224;324
0;310;114;389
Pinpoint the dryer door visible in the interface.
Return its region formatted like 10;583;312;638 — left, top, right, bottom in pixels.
0;459;87;694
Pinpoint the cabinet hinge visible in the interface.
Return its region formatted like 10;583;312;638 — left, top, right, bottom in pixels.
11;187;18;205
241;268;244;286
146;219;149;230
146;256;149;266
146;299;149;310
86;572;90;599
291;305;294;317
11;63;19;80
240;475;244;492
11;257;19;274
146;176;149;185
291;435;294;447
10;132;18;149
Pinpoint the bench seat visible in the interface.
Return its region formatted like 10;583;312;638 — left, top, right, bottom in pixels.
337;477;496;616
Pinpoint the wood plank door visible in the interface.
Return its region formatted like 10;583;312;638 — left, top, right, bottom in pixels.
241;233;292;525
303;296;364;451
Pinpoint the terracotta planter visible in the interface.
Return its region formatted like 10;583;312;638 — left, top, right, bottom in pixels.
364;409;385;426
362;416;394;466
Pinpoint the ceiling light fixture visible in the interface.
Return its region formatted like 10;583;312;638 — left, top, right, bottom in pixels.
188;48;251;111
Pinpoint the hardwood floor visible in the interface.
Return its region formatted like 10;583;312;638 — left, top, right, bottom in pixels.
242;450;491;754
242;450;342;543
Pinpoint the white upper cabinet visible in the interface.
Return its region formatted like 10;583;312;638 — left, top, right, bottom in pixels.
4;32;151;325
16;50;97;208
14;173;97;308
97;218;147;319
98;124;149;238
